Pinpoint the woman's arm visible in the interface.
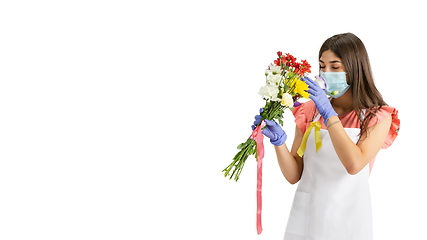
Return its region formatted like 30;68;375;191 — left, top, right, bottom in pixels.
274;125;304;184
326;115;392;175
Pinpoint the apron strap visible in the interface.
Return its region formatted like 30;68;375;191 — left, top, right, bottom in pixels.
361;109;366;121
313;114;322;122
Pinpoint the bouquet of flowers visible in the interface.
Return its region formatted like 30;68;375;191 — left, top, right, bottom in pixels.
223;52;312;182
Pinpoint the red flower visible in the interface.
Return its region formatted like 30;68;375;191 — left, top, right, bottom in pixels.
300;59;312;74
272;53;311;75
285;53;296;64
293;62;301;74
281;57;287;65
301;59;311;68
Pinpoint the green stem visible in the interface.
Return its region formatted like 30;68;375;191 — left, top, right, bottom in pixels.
225;139;257;181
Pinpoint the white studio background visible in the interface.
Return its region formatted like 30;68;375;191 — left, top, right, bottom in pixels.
0;0;425;239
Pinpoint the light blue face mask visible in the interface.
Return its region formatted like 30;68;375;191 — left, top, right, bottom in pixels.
319;70;350;98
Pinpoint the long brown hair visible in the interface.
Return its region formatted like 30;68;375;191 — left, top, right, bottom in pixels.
318;33;387;137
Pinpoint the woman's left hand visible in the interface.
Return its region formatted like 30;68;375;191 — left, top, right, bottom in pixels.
252;108;287;146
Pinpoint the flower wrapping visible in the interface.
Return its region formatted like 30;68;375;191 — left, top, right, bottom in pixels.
222;52;312;235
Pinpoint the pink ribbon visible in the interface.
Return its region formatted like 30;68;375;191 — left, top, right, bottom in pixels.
249;120;266;235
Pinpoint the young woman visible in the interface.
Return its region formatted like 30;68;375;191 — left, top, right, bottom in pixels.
252;33;400;239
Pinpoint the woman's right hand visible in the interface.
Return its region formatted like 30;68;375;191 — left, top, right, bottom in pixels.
251;108;287;146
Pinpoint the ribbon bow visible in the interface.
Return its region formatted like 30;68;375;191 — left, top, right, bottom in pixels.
297;121;322;157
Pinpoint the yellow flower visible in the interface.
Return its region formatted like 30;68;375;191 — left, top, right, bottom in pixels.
294;79;309;99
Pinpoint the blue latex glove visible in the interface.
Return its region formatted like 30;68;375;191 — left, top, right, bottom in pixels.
251;108;287;146
302;76;338;124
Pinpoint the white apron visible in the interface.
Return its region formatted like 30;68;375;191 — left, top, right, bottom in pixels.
284;114;373;240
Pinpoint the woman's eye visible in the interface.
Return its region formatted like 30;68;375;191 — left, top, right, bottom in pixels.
332;67;339;69
320;66;325;69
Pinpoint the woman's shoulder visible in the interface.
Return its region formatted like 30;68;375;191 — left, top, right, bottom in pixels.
338;105;400;149
367;106;398;126
367;105;400;149
292;100;315;118
292;100;316;134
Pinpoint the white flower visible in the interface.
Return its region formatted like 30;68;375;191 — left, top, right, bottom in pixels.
314;75;326;90
268;74;282;86
281;92;293;107
269;64;282;75
258;83;279;100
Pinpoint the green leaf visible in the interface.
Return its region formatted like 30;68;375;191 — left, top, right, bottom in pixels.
237;138;252;149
